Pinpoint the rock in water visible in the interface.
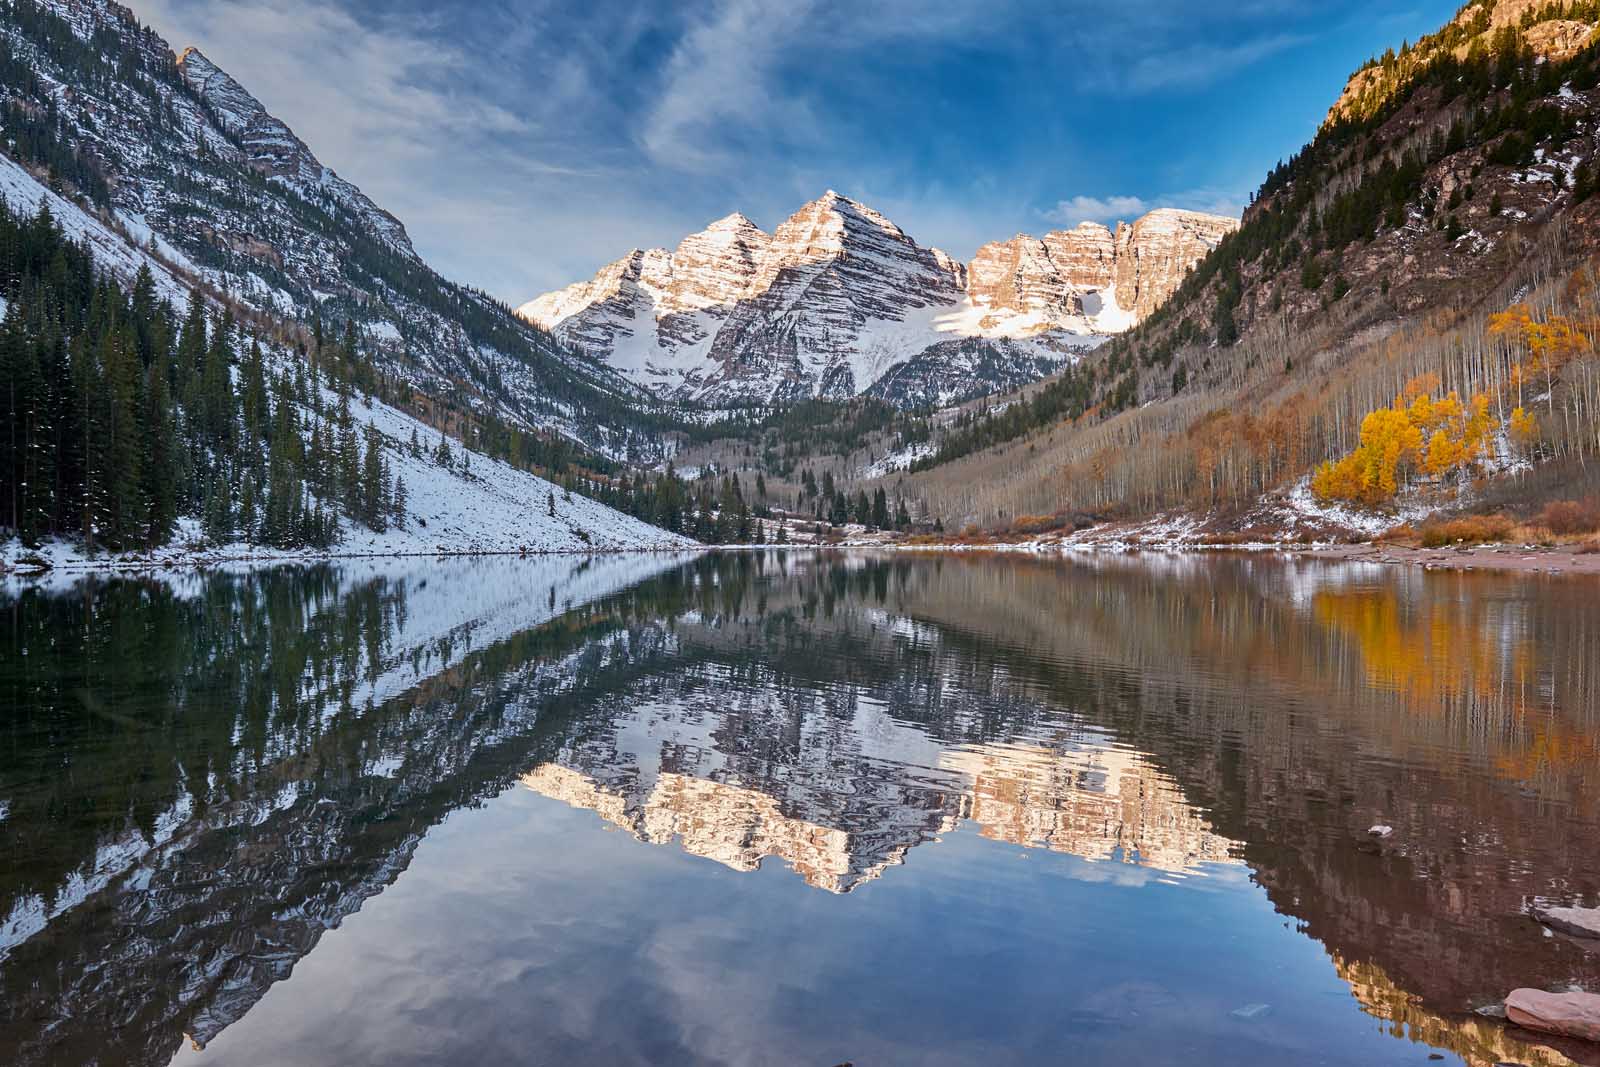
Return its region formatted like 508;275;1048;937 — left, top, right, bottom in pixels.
1534;906;1600;940
1505;988;1600;1042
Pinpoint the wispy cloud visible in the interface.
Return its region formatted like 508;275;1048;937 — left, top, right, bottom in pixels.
129;0;1454;299
1122;33;1311;92
641;0;821;171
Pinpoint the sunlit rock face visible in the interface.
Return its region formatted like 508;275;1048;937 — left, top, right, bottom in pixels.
1110;209;1240;322
521;693;1237;895
521;195;1237;407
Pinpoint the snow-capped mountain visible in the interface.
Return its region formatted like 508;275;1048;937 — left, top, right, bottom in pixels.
0;0;650;452
522;194;1237;408
1;0;693;558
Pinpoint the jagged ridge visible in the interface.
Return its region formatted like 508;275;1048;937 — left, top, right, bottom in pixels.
521;193;1236;409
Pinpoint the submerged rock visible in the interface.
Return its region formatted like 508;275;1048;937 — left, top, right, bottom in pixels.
1534;906;1600;940
1505;988;1600;1043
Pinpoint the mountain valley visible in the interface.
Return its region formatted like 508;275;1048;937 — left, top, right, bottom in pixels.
6;0;1600;559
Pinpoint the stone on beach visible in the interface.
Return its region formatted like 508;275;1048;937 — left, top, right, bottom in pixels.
1505;988;1600;1043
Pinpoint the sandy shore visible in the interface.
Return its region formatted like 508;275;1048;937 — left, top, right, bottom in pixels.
1289;541;1600;576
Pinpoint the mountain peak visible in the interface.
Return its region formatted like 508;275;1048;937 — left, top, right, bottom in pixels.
175;45;266;132
522;194;1232;407
703;211;765;236
796;190;906;241
173;43;414;257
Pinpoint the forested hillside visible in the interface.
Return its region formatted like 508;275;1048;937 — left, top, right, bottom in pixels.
0;189;689;557
900;0;1600;533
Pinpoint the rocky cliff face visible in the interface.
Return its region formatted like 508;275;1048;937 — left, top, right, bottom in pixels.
175;47;415;256
697;191;970;402
523;196;1236;408
1112;209;1241;322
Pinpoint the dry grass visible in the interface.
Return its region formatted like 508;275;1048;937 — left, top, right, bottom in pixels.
1417;514;1516;547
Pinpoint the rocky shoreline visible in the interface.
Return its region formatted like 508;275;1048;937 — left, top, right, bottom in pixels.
1295;540;1600;577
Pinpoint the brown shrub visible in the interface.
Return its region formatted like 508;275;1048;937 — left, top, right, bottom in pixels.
1418;514;1515;548
1006;513;1078;537
1538;499;1600;536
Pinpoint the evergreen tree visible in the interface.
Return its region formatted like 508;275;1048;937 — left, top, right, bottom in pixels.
392;475;408;529
142;351;178;544
360;425;387;532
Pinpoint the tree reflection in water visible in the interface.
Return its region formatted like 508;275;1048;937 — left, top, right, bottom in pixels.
1;552;1597;1067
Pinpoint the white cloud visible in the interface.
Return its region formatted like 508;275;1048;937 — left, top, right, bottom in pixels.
1043;196;1151;226
640;0;822;172
1042;188;1247;228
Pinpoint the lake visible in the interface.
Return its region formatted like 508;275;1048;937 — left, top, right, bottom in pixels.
2;551;1598;1066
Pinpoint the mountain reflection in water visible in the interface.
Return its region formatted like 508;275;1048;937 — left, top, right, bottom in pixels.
1;551;1597;1067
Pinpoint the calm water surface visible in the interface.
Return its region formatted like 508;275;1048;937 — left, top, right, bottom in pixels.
2;552;1599;1066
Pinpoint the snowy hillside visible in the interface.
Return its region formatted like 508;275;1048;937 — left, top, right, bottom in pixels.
0;153;188;305
1;121;691;568
0;0;653;451
0;345;695;570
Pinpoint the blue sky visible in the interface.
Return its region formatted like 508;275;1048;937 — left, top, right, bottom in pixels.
135;0;1461;302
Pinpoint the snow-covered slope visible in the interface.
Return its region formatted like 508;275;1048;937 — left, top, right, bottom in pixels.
0;327;694;570
0;84;690;566
0;153;188;305
521;194;1238;409
0;0;650;451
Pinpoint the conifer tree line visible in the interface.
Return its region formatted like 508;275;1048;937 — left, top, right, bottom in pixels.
792;467;912;530
0;198;405;551
553;462;916;544
562;465;773;544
